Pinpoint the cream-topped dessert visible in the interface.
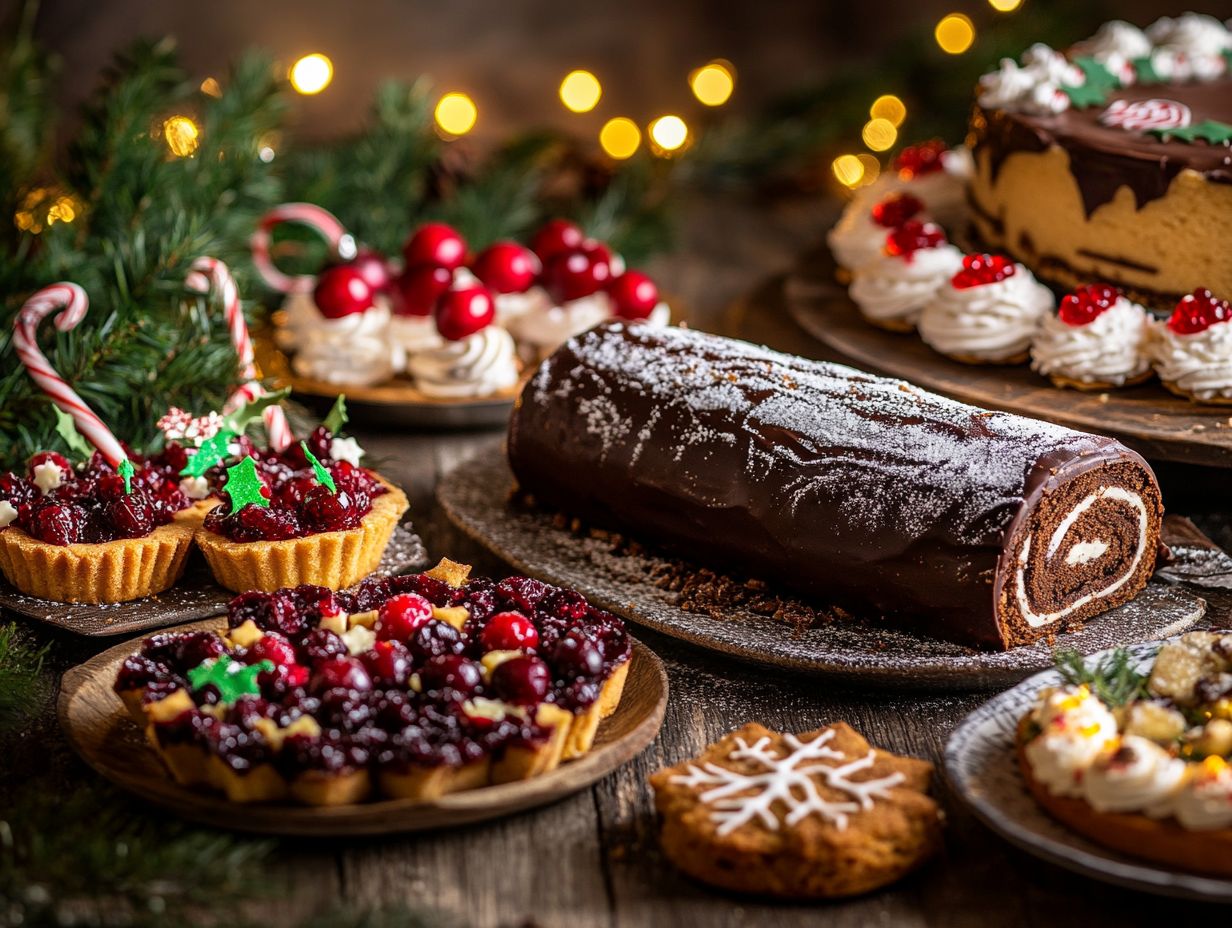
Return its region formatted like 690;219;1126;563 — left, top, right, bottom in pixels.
407;282;520;398
292;299;397;387
849;221;964;332
1030;284;1153;389
506;292;613;364
1149;289;1232;404
918;254;1054;364
827;191;929;272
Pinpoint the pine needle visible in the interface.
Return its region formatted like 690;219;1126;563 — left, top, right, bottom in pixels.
1053;647;1150;707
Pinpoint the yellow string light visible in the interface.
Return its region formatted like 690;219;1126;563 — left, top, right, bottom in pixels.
435;92;478;137
689;60;735;106
163;115;200;158
559;70;602;113
935;14;976;54
200;77;222;98
831;154;865;188
855;154;881;187
15;188;80;234
861;117;898;152
988;0;1023;10
599;117;642;159
648;115;689;155
870;94;907;127
289;53;333;95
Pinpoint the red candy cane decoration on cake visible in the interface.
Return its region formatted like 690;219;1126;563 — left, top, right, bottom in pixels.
1099;99;1192;132
186;257;295;451
13;283;128;467
251;202;354;294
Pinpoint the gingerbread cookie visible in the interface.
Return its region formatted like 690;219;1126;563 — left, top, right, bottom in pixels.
650;722;943;898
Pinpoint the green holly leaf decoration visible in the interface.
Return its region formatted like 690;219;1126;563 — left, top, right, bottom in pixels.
222;456;269;510
1062;57;1121;109
322;394;349;435
221;387;291;437
180;428;238;478
1148;120;1232;145
117;458;135;495
1132;56;1163;85
301;441;337;494
187;654;274;705
52;408;94;461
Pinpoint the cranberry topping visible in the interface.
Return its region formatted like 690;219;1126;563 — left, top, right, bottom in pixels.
310;656;373;694
1058;284;1122;327
361;641;412;687
481;611;539;652
491;656;551;706
894;139;947;179
407;620;465;662
552;630;605;680
1167;288;1232;335
951;254;1017;290
377;593;435;642
870;193;924;228
883;220;946;261
418;655;483;701
530;219;586;263
248;633;298;668
299;628;348;663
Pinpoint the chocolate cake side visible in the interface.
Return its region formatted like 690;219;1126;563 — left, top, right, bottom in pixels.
506;322;1164;650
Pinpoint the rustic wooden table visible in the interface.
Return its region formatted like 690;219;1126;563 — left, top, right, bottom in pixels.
8;194;1232;926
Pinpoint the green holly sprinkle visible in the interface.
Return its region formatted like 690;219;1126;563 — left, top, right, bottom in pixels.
180;428;238;479
1148;120;1232;145
117;458;135;495
301;441;336;494
322;394;349;435
52;408;94;460
1062;57;1120;109
187;654;274;705
222;456;269;510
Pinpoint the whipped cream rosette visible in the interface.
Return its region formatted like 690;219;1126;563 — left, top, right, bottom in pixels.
1030;284;1153;389
1149;289;1232;404
506;291;614;364
1146;13;1232;81
851;141;972;232
292;298;397;387
919;254;1054;364
408;326;520;399
827;191;930;272
849;221;964;332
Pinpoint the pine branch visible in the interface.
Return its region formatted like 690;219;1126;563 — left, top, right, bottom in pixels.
0;623;50;729
1054;647;1150;707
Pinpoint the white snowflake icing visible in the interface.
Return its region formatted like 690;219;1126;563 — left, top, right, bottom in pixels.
671;729;906;836
157;406;225;448
330;436;365;466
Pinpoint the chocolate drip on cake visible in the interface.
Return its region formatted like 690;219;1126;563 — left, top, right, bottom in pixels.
507;323;1164;650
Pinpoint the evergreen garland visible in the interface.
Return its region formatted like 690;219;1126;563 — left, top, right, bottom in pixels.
0;623;50;728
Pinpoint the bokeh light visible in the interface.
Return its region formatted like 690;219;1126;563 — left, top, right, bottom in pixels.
435;92;478;136
289;53;334;95
600;117;642;159
559;70;602;113
831;154;865;188
870;94;907;127
689;61;735;106
14;188;80;234
988;0;1024;10
862;117;898;152
648;115;689;154
935;14;976;54
855;154;881;187
199;77;222;98
163;115;200;157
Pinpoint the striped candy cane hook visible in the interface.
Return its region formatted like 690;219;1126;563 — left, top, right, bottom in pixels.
250;202;354;295
13;283;128;467
186;257;295;451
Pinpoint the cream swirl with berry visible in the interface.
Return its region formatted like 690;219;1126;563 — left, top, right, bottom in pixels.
388;312;444;366
849;221;964;330
1082;736;1188;816
1074;20;1153;84
292;300;397;387
1146;13;1231;81
1024;685;1119;798
407;325;520;399
506;293;613;363
918;255;1054;363
978;43;1082;116
1030;285;1152;387
1149;289;1232;402
828;192;928;272
1173;759;1232;831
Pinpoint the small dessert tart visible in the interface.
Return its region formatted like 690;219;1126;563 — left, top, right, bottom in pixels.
1147;288;1232;405
1030;283;1154;390
1019;633;1232;877
406;281;521;400
650;722;943;899
291;265;399;387
827;191;930;274
849;220;965;332
854;141;974;232
0;451;198;603
113;560;634;806
918;253;1055;365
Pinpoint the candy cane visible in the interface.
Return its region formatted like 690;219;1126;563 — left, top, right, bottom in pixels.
186;257;295;451
250;202;354;295
13;283;128;467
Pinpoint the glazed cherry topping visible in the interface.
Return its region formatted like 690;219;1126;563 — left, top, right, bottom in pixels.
1166;288;1232;335
300;628;349;663
407;620;465;661
346;250;393;294
481;611;539;652
403;223;467;271
310;655;373;694
392;264;453;317
541;247;612;303
26;502;88;546
883;220;946;260
490;655;551;706
377;593;435;642
530;219;586;263
894;139;947;179
435;284;496;341
314;265;375;319
106;495;155;539
472;242;540;294
552;630;604;680
607;271;660;321
249;633;298;668
1058;283;1121;327
870;193;924;228
951;253;1017;290
361;640;412;686
418;655;483;700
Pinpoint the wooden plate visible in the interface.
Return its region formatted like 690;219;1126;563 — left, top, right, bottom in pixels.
58;619;668;835
784;248;1232;468
0;525;429;637
945;641;1232;902
436;448;1222;690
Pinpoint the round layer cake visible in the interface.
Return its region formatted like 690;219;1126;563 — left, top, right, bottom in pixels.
966;15;1232;311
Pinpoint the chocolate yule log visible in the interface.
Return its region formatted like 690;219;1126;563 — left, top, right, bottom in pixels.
506;322;1164;650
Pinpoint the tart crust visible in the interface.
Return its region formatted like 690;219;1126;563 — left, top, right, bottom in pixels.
0;507;199;604
195;478;409;592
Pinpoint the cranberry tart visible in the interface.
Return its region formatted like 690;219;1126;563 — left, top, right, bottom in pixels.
113;559;634;805
0;450;198;603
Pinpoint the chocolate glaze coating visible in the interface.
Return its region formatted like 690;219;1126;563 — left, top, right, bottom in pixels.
507;323;1159;648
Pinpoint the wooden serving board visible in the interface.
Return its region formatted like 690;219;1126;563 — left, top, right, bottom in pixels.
59;620;668;836
784;249;1232;468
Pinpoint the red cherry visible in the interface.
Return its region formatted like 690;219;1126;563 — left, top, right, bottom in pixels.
1167;288;1232;335
490;655;551;706
347;249;393;293
435;284;495;340
1058;284;1121;327
403;223;467;271
29;451;72;480
542;248;612;303
884;221;947;260
895;140;947;179
951;253;1017;290
531;219;585;262
309;655;372;693
360;640;412;686
607;271;660;320
481;611;540;652
392;264;453;317
472;242;540;294
314;265;375;319
249;633;297;668
418;655;483;699
870;193;925;228
377;592;435;642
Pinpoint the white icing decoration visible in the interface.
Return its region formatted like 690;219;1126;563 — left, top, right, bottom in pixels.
1015;486;1148;628
1100;98;1191;131
669;729;905;836
1066;540;1109;566
388;313;444;365
1025;686;1119;797
1173;766;1232;831
178;476;210;500
291;298;398;387
341;624;376;656
1082;736;1188;816
329;436;365;467
32;461;65;495
1148;318;1232;402
0;500;17;528
1030;295;1152;386
977;44;1082;116
407;326;520;399
850;239;965;329
918;266;1054;362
